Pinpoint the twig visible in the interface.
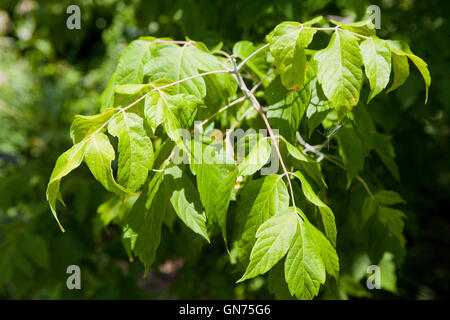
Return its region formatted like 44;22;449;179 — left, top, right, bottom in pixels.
236;43;270;71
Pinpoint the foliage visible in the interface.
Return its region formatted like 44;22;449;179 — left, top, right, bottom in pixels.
46;14;430;299
0;0;448;300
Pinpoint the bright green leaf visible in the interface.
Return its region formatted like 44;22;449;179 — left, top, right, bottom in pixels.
107;112;154;192
238;207;298;282
360;39;391;102
314;30;363;118
237;175;290;264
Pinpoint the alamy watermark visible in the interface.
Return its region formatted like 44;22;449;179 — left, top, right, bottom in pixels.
366;265;381;289
66;265;81;290
169;125;279;175
367;5;381;29
66;5;81;30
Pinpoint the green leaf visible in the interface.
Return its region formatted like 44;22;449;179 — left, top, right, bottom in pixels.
114;84;152;95
267;261;295;299
352;103;376;155
302;16;324;26
386;53;409;93
308;224;339;279
113;84;152;111
330;19;376;37
336;125;364;186
145;91;200;146
70;108;118;144
305;78;333;137
163;165;209;242
196;164;239;243
378;252;397;293
84;132;129;195
377;206;406;237
238;207;298;282
374;132;400;181
96;40;153;113
282;138;326;189
386;40;431;102
115;40;153;84
145;43;236;109
292;171;336;246
361;196;378;226
123;171;166;272
237;134;272;176
284;219;324;299
374;190;406;205
314;30;363;118
360;39;391;102
46;140;88;231
96;195;137;228
267;22;316;90
237;175;290;264
284;213;326;299
96;75;116;112
107;112;154;192
267;75;312;140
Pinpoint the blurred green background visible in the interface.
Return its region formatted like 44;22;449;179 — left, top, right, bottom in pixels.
0;0;448;299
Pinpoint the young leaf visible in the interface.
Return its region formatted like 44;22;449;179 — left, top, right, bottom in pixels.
330;19;376;37
107;111;154;192
70;108;118;144
46;140;88;231
360;39;391;102
237;175;290;264
314;30;363;118
84;132;129;195
238;207;298;282
163;165;209;242
267;22;316;90
292;171;336;246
